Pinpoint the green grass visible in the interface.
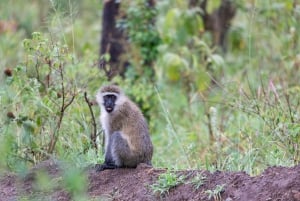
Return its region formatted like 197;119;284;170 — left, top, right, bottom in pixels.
150;170;186;196
205;184;225;201
188;172;207;190
0;0;299;180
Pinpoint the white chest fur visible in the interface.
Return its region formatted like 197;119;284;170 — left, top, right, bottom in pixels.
100;110;110;153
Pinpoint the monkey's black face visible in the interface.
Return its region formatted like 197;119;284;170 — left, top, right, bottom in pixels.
103;94;117;113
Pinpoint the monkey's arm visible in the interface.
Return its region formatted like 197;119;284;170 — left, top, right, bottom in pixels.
96;135;118;172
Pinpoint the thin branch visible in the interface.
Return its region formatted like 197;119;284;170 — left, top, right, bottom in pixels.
84;92;98;150
206;111;215;145
47;61;77;154
64;90;76;110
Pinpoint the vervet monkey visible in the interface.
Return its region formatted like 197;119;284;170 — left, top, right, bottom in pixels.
95;85;153;171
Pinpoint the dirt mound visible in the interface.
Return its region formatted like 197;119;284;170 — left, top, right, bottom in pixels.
1;160;300;201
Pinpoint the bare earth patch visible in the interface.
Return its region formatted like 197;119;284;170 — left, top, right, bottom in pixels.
1;160;300;201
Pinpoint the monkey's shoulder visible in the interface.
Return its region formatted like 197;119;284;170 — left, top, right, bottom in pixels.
118;100;144;117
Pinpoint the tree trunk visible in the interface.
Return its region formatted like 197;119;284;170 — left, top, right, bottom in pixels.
99;0;128;80
190;0;236;52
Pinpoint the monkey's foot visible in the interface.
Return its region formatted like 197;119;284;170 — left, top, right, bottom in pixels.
95;163;117;172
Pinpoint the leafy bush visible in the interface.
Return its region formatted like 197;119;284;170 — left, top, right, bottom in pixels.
0;32;103;170
120;0;161;77
156;1;224;93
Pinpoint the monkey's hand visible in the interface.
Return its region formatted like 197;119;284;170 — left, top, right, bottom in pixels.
95;163;117;172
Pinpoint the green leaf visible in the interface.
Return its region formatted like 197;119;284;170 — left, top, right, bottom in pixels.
207;0;221;14
163;53;187;81
23;120;36;134
195;68;210;92
183;9;203;35
164;8;180;31
210;54;224;67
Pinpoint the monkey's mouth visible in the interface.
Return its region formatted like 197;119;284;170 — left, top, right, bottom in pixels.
106;107;113;113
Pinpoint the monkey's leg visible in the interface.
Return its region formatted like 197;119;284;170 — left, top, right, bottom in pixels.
96;137;118;172
111;132;137;168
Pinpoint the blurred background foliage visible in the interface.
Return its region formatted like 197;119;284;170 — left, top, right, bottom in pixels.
0;0;300;185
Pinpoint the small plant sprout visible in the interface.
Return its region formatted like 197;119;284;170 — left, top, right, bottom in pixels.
205;184;225;201
188;172;206;190
150;171;186;196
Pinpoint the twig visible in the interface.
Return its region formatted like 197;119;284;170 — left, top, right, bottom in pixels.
47;63;76;154
206;111;215;145
84;92;98;150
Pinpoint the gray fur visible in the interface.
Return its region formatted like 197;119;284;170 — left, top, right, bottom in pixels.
96;85;153;171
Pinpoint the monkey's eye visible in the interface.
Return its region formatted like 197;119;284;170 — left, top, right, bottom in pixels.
104;95;117;102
